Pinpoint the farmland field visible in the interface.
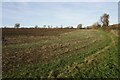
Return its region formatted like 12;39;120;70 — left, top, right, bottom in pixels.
2;28;119;78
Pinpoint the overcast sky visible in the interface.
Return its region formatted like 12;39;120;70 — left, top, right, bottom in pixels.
1;1;118;28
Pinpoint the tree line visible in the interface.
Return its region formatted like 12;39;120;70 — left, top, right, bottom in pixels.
4;13;118;30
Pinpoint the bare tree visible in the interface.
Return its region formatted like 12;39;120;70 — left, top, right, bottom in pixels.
101;13;109;27
70;26;73;29
48;25;50;28
35;25;38;28
43;25;46;28
60;25;63;28
77;24;82;29
14;23;20;28
91;22;101;29
96;22;101;28
4;26;7;28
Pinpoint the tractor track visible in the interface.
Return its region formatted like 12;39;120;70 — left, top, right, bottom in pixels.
79;35;115;68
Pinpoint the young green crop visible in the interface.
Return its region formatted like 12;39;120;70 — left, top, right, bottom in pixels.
2;29;119;78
